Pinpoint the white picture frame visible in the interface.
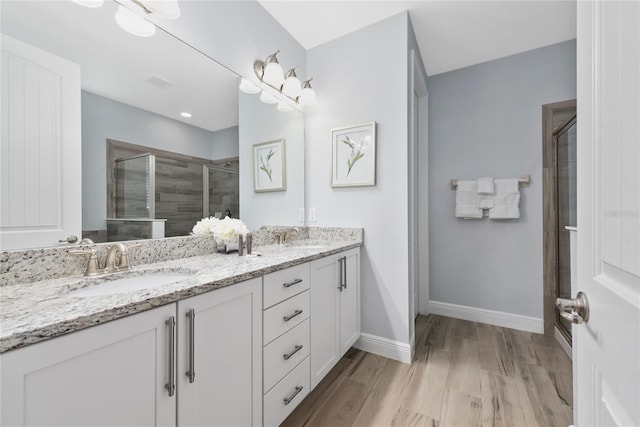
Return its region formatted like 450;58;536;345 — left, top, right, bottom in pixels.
331;122;376;187
253;139;286;192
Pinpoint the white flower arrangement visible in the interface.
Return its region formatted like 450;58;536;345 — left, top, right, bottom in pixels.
192;216;249;244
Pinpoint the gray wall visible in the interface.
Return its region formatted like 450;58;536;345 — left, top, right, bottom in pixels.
238;92;305;230
81;91;237;231
428;40;576;319
146;1;307;85
306;13;412;344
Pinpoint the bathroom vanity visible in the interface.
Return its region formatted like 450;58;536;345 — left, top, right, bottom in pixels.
0;229;362;426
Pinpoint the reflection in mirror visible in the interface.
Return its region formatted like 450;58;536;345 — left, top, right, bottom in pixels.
0;0;304;250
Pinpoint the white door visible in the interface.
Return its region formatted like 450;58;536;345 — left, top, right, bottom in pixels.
574;1;640;425
0;34;81;250
177;278;262;427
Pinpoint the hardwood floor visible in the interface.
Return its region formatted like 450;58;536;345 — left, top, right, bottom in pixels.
282;314;572;427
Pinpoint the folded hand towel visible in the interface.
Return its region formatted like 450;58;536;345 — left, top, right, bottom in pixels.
455;180;483;219
489;179;520;219
476;178;495;208
476;178;495;195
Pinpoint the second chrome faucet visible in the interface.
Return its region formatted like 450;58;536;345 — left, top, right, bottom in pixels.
69;243;143;276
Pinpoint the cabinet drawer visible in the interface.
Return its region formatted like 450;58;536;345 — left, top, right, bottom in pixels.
263;291;309;345
263;318;310;393
263;356;310;427
263;263;310;309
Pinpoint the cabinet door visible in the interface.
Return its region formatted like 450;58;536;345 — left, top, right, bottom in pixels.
340;248;361;356
177;278;262;427
0;304;177;426
309;253;341;390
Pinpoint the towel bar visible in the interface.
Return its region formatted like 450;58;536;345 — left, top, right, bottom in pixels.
450;175;531;190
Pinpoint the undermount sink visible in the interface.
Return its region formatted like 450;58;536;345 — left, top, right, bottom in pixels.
69;272;193;297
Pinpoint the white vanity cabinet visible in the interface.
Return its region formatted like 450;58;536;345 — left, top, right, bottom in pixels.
177;277;262;427
0;278;262;427
310;247;361;389
262;263;311;426
0;303;177;426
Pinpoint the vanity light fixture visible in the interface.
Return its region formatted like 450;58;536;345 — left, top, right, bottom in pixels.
71;0;181;38
115;5;156;37
239;78;261;94
247;50;317;109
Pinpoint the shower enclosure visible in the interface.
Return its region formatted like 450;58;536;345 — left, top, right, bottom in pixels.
555;116;577;340
112;153;239;240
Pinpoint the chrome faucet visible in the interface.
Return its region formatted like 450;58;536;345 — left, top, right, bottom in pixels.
69;243;143;276
278;228;299;245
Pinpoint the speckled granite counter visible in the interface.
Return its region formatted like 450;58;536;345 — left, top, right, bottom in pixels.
0;230;363;353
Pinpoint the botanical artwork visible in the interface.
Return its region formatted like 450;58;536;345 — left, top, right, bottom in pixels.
253;139;286;192
331;122;376;187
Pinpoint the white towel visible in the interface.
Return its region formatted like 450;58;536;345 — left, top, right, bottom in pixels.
455;180;483;219
489;179;520;219
476;177;494;208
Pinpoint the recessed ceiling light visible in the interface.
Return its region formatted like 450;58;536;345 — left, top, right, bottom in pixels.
180;112;192;118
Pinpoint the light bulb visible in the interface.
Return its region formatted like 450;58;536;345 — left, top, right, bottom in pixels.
281;69;302;99
115;5;156;37
299;81;318;106
239;78;261;94
277;102;294;112
259;90;278;104
262;52;284;87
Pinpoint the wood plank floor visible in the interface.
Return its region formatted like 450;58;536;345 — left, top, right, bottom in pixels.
282;314;572;427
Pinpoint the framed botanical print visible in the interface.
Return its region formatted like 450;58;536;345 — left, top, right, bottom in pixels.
253;139;286;192
331;122;376;187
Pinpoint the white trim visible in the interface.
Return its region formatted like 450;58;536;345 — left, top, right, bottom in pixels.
428;301;543;334
554;326;573;360
353;333;412;364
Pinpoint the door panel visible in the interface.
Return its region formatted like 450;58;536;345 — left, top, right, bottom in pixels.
1;35;81;250
576;1;640;425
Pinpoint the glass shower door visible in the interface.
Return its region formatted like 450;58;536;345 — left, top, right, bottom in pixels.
556;118;577;339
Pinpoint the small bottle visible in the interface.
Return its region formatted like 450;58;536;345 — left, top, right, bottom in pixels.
246;233;252;255
238;234;244;256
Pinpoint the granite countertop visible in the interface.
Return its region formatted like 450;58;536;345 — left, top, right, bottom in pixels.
0;239;361;353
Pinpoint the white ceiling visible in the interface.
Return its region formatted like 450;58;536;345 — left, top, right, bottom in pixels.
1;0;239;133
258;0;577;76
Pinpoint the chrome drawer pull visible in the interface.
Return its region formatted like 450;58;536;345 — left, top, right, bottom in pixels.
283;309;303;322
283;386;304;405
283;278;303;288
186;309;196;383
283;344;303;360
165;316;176;397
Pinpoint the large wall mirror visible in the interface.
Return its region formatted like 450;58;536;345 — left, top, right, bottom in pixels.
0;0;304;250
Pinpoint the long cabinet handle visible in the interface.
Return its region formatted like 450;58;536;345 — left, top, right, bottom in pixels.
283;309;303;322
283;344;303;361
338;257;344;291
165;316;176;397
283;386;304;405
186;309;196;383
342;256;348;289
283;278;303;288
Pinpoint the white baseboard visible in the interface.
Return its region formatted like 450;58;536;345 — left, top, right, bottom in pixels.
554;326;572;360
354;333;412;364
428;301;544;334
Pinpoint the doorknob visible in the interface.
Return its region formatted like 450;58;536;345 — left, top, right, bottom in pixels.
556;291;590;324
